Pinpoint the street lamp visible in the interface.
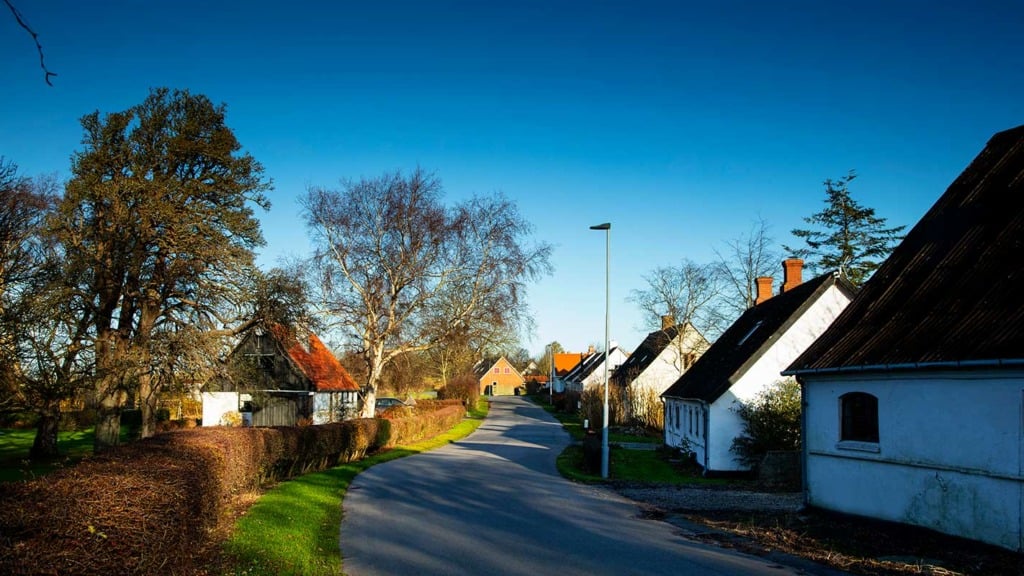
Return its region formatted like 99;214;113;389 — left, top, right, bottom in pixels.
589;222;611;479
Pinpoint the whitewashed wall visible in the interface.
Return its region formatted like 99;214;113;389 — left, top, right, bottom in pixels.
706;284;851;471
803;369;1024;551
201;391;239;427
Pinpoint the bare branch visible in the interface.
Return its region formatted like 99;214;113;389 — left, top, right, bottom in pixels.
4;0;56;86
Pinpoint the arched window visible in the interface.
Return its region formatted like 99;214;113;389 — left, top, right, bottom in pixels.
840;392;879;443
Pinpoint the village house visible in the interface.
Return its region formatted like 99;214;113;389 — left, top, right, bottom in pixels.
662;259;855;473
786;124;1024;551
474;356;525;396
562;344;629;394
202;324;361;426
610;317;708;422
549;351;587;393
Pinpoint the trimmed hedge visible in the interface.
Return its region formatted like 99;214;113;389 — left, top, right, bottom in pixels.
0;405;464;575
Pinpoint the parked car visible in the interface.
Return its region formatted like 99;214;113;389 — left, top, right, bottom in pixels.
374;397;409;414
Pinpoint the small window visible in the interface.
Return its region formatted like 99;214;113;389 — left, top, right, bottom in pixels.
504;367;511;374
674;405;680;429
493;367;500;374
840;392;879;443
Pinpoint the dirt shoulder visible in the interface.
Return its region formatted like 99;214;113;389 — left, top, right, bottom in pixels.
612;483;1024;576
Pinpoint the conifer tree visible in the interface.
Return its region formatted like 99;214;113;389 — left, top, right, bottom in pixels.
786;171;904;286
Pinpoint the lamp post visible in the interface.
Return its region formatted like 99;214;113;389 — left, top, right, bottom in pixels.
589;222;611;479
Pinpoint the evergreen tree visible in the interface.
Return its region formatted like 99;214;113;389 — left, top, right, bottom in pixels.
786;171;905;286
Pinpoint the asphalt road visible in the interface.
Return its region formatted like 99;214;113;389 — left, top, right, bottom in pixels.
340;396;809;575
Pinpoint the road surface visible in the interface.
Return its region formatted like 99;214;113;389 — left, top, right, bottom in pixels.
340;396;813;575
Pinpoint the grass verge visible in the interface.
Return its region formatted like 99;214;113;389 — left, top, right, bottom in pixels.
221;401;490;576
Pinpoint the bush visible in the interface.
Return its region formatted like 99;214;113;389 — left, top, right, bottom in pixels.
0;400;464;574
437;373;479;408
730;378;802;470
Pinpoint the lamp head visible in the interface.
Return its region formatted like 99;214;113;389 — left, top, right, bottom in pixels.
589;222;611;230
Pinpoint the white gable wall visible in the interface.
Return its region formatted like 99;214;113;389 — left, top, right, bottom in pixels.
201;391;240;426
803;369;1024;551
706;283;852;471
581;348;629;390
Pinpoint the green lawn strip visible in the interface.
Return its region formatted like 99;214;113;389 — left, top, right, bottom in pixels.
0;427;130;482
222;401;490;576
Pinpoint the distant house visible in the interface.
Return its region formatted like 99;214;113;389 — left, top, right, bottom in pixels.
474;356;525;396
563;345;630;394
550;352;587;393
662;259;855;473
610;317;709;421
785;125;1024;552
202;324;361;426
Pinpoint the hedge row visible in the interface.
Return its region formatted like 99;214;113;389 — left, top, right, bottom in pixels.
0;404;467;575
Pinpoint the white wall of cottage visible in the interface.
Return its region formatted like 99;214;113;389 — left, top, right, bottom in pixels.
803;369;1024;551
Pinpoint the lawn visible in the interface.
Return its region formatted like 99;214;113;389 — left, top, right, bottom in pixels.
0;427;115;482
220;400;490;576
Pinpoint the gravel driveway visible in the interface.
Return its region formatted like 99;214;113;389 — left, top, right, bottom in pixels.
614;484;804;513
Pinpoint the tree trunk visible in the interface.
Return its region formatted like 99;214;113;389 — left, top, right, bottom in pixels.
93;392;122;452
29;411;60;459
138;373;156;439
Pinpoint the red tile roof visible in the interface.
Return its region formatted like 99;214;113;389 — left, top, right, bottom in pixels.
269;325;360;392
553;353;585;376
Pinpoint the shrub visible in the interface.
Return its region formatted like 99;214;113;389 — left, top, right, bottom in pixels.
437;373;479;408
0;400;466;575
730;378;802;470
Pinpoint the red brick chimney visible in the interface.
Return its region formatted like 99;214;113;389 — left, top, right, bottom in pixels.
781;258;804;293
755;277;773;305
660;315;675;330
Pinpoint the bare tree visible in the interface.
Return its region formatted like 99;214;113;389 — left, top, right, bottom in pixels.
714;216;779;318
302;168;552;416
629;259;727;342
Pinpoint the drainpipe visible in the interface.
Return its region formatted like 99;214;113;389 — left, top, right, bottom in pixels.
798;376;809;506
702;401;710;474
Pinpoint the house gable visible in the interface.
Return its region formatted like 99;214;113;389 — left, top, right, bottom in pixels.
788;124;1024;374
663;272;855;403
611;323;707;389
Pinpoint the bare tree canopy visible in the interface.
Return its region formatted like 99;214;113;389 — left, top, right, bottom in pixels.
56;87;272;450
302;168;551;416
629;259;726;341
714;216;779;317
785;171;905;286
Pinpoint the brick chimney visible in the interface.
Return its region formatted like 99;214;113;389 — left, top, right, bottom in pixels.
781;258;804;293
660;315;675;330
755;277;773;305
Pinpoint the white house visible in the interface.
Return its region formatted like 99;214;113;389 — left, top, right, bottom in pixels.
661;259;855;473
610;317;708;421
785;124;1024;552
563;345;629;394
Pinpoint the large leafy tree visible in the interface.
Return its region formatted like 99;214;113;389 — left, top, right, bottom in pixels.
302;168;551;417
55;88;272;450
786;171;905;286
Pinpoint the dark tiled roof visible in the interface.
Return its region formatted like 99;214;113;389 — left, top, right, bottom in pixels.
788;125;1024;374
610;324;702;386
564;347;623;382
662;273;855;401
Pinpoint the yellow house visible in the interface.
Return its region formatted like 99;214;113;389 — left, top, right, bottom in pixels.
475;356;525;396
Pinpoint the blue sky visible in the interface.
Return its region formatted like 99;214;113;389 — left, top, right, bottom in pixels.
3;1;1023;356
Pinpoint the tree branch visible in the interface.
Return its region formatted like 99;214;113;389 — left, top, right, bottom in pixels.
4;0;56;86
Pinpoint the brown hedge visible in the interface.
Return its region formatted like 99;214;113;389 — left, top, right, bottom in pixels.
0;404;462;575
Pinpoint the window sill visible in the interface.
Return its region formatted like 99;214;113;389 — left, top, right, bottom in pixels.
836;440;880;453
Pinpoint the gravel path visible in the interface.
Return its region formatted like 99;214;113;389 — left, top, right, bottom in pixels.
614;484;804;513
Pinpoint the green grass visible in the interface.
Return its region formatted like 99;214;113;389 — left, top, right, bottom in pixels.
0;427;131;482
222;400;490;576
556;445;731;486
